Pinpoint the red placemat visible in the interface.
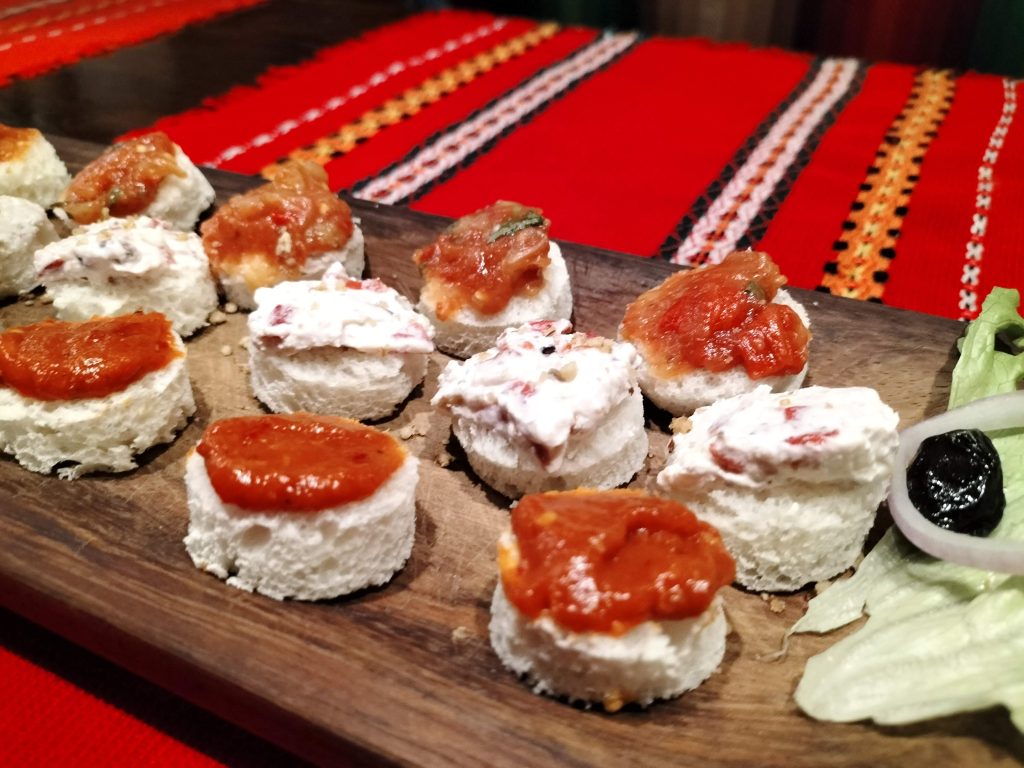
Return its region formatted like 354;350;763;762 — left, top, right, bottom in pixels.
133;8;1024;320
0;0;267;85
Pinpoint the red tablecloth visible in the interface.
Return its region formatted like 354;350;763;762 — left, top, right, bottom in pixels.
137;9;1024;321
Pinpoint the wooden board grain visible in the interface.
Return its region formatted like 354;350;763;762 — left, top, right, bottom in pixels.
1;136;1021;767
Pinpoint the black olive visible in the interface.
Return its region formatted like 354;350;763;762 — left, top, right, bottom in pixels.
907;428;1004;536
541;345;556;355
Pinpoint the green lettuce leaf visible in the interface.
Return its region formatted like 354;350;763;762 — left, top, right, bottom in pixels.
792;287;1024;731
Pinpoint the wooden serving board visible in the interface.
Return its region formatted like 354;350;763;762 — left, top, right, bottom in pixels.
1;136;1021;767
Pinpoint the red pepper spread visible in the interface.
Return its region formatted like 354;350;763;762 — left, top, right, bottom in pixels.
620;251;809;379
196;414;406;512
0;124;37;163
200;160;354;291
63;132;184;224
499;489;735;634
0;313;179;401
413;200;550;321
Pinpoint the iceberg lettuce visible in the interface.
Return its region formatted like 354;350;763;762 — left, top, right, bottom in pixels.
792;287;1024;731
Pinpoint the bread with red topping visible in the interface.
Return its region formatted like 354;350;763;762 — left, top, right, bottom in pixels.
183;415;417;601
489;490;734;710
0;124;70;208
0;314;194;479
413;201;572;359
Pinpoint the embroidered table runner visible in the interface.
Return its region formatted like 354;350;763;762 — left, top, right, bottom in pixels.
0;0;266;85
137;9;1024;321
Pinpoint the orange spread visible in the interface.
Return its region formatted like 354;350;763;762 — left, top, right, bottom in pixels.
0;313;179;401
196;414;406;512
620;251;809;379
413;200;550;320
499;489;735;634
0;124;37;163
63;132;184;224
200;161;354;291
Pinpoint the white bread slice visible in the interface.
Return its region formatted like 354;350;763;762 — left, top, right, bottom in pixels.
0;341;195;479
0;195;58;298
634;289;810;416
183;451;417;601
248;345;427;420
218;224;365;310
0;130;70;208
657;385;898;591
418;241;572;359
490;581;726;710
35;216;218;338
144;146;216;231
454;389;647;498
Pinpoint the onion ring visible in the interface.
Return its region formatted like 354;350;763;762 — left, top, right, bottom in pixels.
888;391;1024;573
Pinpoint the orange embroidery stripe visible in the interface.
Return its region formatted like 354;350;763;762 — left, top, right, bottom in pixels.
820;69;956;301
263;21;559;178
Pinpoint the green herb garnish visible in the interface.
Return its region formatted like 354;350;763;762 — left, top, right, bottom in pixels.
488;211;545;243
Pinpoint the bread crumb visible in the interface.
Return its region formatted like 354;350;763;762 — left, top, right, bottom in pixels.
397;412;431;440
436;449;453;468
602;691;624;713
451;626;473;646
759;592;770;602
238;336;249;349
768;597;786;614
220;345;232;356
223;302;239;314
669;416;692;435
22;299;33;307
38;293;53;305
208;310;228;325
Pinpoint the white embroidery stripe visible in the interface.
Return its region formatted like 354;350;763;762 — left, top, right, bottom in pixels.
0;0;71;23
354;31;638;205
957;78;1018;320
0;0;180;53
203;18;509;168
671;58;859;266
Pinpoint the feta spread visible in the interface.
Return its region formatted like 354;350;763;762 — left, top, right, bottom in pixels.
432;320;639;467
248;265;434;353
658;385;899;493
34;215;207;282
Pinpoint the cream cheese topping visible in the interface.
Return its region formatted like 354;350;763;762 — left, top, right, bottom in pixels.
249;265;434;353
432;320;639;467
34;215;207;281
658;385;899;493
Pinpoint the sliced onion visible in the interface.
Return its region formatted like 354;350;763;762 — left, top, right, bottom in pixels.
888;391;1024;574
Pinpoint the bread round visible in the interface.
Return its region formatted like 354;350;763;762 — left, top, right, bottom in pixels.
634;289;810;416
0;195;58;298
144;146;216;231
218;224;365;310
247;269;433;419
453;391;647;498
34;215;218;337
0;335;195;480
490;580;727;710
657;385;899;591
418;241;572;359
183;450;417;601
433;320;646;498
0;129;70;208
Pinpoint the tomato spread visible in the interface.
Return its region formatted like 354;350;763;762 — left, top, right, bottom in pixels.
0;124;37;163
200;161;354;291
63;132;184;224
499;489;735;634
0;313;179;401
414;201;550;320
196;414;405;512
620;251;809;379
